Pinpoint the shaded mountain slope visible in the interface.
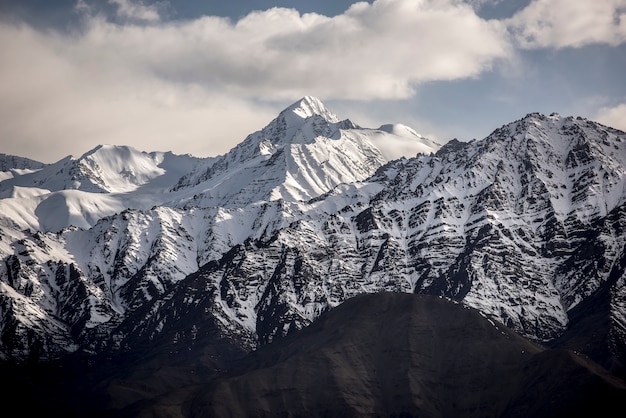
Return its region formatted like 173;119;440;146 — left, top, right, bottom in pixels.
189;292;625;418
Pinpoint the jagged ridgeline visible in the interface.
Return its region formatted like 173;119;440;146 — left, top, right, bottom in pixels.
0;97;625;415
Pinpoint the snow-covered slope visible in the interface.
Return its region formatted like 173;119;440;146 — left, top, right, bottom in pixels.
0;104;624;383
171;96;439;207
0;153;46;183
1;145;179;195
370;123;440;160
0;97;438;233
0;146;204;231
0;97;441;358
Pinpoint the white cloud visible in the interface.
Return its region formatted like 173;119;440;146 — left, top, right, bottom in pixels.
0;23;277;162
595;103;626;132
0;0;512;162
508;0;626;48
67;0;511;100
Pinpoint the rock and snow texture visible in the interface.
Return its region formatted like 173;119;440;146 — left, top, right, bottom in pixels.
0;99;625;374
0;96;438;233
0;146;204;232
170;96;439;207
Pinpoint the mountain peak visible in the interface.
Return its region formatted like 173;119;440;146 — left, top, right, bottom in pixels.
520;111;571;126
281;96;339;123
0;153;46;172
378;123;421;138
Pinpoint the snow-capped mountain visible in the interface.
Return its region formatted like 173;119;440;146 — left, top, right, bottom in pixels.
0;96;441;360
0;96;437;234
170;96;439;207
176;110;626;346
0;99;625;409
0;146;204;231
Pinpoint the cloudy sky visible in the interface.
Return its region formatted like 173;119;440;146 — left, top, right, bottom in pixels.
1;0;625;163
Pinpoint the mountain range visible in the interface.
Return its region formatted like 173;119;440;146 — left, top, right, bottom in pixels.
0;96;625;416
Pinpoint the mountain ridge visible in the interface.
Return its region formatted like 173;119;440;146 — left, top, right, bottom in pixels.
0;98;625;415
0;97;439;233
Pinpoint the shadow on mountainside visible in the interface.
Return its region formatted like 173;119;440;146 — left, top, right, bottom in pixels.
186;293;626;417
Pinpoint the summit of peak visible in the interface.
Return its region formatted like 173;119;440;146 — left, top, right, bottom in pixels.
520;112;567;124
282;96;339;123
378;123;421;138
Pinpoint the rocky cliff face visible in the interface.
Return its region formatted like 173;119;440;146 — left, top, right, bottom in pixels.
174;112;626;366
0;101;625;402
